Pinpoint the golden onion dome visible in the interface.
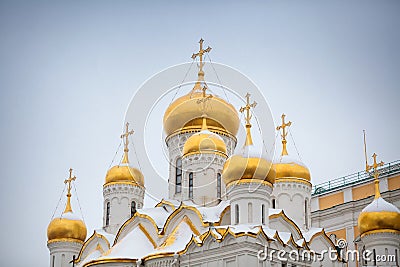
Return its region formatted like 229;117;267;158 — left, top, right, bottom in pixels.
358;153;400;236
358;196;400;236
163;90;239;136
274;155;311;181
182;117;227;157
105;163;144;186
222;94;275;186
222;144;275;186
47;211;87;243
105;123;144;187
48;169;87;243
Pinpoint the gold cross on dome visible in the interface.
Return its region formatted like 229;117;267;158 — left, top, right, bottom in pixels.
64;168;76;197
121;122;134;163
121;122;134;153
63;168;76;213
276;114;292;143
366;153;384;176
239;93;257;126
191;38;212;75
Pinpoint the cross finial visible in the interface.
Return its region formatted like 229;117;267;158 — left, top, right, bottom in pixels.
239;93;257;146
191;38;212;85
366;152;384;199
240;93;257;126
121;122;134;164
363;131;385;199
63;168;76;213
276;114;292;156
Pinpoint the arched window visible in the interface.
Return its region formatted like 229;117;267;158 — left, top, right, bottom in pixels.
175;158;182;193
217;173;222;199
304;199;308;229
248;202;253;223
106;202;110;226
131;201;136;217
272;199;276;209
189;172;193;198
235;204;239;225
261;204;265;225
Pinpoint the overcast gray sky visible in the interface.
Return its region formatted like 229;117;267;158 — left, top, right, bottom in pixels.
0;1;399;266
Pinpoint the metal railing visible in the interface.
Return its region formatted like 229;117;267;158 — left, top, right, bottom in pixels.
312;160;400;196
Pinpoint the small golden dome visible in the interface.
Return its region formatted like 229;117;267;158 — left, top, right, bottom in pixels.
274;155;311;181
222;93;275;186
47;212;87;243
105;164;144;186
48;169;87;243
358;197;400;236
182;117;227;157
163;91;239;136
222;145;276;186
105;123;144;187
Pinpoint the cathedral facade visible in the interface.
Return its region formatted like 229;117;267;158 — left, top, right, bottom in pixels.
46;40;400;267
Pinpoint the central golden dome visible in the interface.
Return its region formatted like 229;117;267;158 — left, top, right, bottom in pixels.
163;90;239;136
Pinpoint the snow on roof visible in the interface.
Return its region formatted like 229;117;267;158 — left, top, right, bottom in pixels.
100;226;155;260
154;218;194;254
228;224;261;235
95;228;116;245
240;144;271;160
76;249;102;267
301;227;323;242
269;208;283;216
56;211;83;221
274;154;308;168
261;226;277;239
196;200;230;223
277;231;291;244
362;197;400;213
137;207;173;228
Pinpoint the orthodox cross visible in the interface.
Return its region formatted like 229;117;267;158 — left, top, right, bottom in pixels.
363;131;384;198
240;93;257;146
239;93;257;127
64;168;76;197
64;168;76;213
191;38;212;76
276;114;292;143
121;122;134;163
276;114;292;156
